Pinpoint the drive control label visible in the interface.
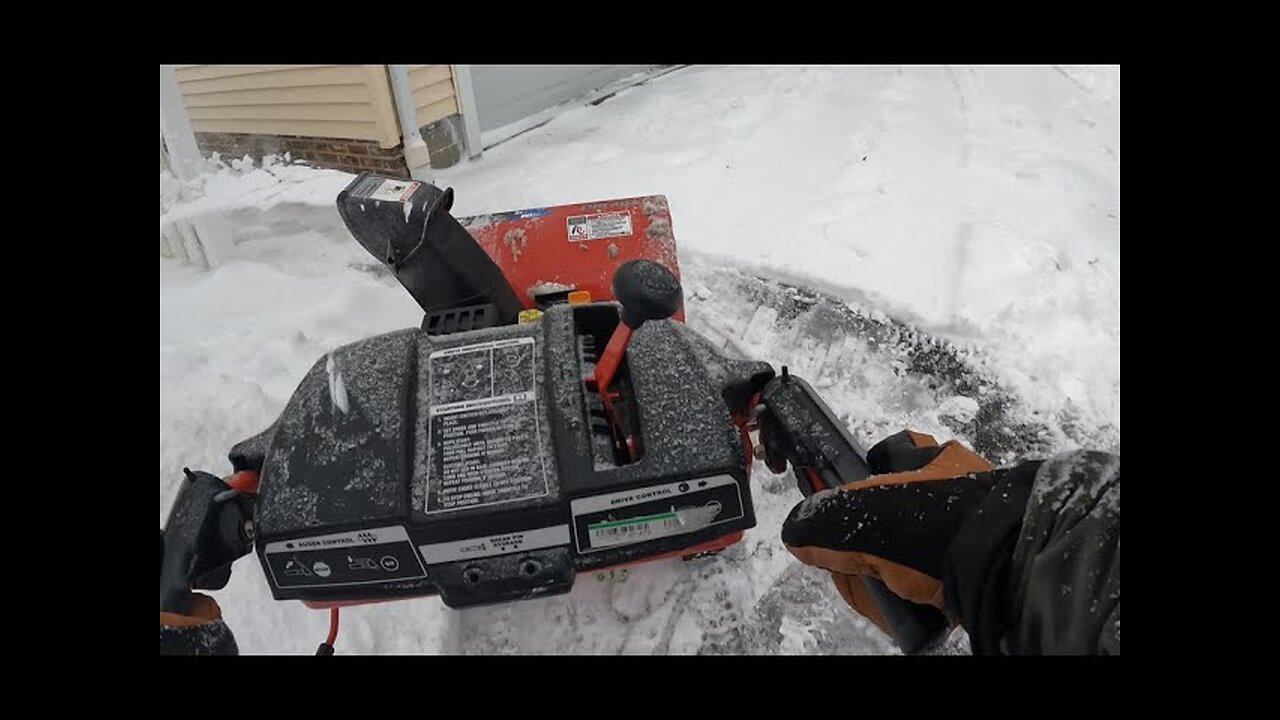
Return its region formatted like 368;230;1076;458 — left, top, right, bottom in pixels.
570;475;744;553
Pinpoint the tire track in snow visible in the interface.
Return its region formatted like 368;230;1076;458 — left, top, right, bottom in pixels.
944;65;976;330
1051;65;1116;108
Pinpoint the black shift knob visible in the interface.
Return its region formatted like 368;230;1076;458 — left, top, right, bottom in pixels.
612;259;683;329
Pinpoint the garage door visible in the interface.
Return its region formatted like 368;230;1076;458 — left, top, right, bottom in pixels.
470;65;661;133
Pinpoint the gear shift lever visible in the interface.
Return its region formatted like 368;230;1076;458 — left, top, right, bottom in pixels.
592;259;683;395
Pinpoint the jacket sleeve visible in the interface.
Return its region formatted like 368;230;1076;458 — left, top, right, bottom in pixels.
1009;450;1121;655
941;449;1120;655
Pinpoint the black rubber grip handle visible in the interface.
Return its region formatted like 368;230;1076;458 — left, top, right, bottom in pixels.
761;371;951;654
863;577;950;653
612;259;682;328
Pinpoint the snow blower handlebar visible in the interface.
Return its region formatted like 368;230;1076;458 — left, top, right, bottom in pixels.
757;370;951;654
159;469;257;615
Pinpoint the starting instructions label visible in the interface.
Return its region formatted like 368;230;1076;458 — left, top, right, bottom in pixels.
567;211;633;241
570;475;744;553
426;337;549;513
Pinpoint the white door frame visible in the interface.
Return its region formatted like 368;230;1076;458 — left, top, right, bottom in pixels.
451;65;485;159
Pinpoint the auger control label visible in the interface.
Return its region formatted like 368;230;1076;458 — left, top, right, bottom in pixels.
263;526;426;589
570;475;744;553
426;337;549;513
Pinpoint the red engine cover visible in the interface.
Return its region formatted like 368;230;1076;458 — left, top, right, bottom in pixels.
457;195;685;323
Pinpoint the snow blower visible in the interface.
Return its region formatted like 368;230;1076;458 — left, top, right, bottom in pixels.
159;173;949;653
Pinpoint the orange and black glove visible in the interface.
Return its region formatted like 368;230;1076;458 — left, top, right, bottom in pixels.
780;430;1044;654
159;528;239;655
159;593;239;655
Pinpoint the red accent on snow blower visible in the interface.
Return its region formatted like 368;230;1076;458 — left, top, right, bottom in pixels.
591;324;634;460
592;323;632;396
803;467;827;495
458;196;685;321
226;470;260;494
302;595;434;611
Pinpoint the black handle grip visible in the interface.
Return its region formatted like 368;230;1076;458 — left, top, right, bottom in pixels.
863;578;950;653
159;469;255;614
612;259;682;328
760;370;950;654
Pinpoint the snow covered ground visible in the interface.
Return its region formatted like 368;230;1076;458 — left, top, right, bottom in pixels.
160;65;1119;654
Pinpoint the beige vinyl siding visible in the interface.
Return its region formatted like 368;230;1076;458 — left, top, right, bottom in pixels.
175;65;402;148
407;65;459;129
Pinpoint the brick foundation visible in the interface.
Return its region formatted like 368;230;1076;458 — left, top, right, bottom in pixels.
195;132;410;178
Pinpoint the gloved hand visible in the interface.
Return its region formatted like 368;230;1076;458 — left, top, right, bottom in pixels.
779;430;1041;652
159;594;240;655
160;529;239;655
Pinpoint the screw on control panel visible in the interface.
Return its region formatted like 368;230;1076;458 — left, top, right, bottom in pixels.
462;566;483;585
241;519;256;542
519;559;542;577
